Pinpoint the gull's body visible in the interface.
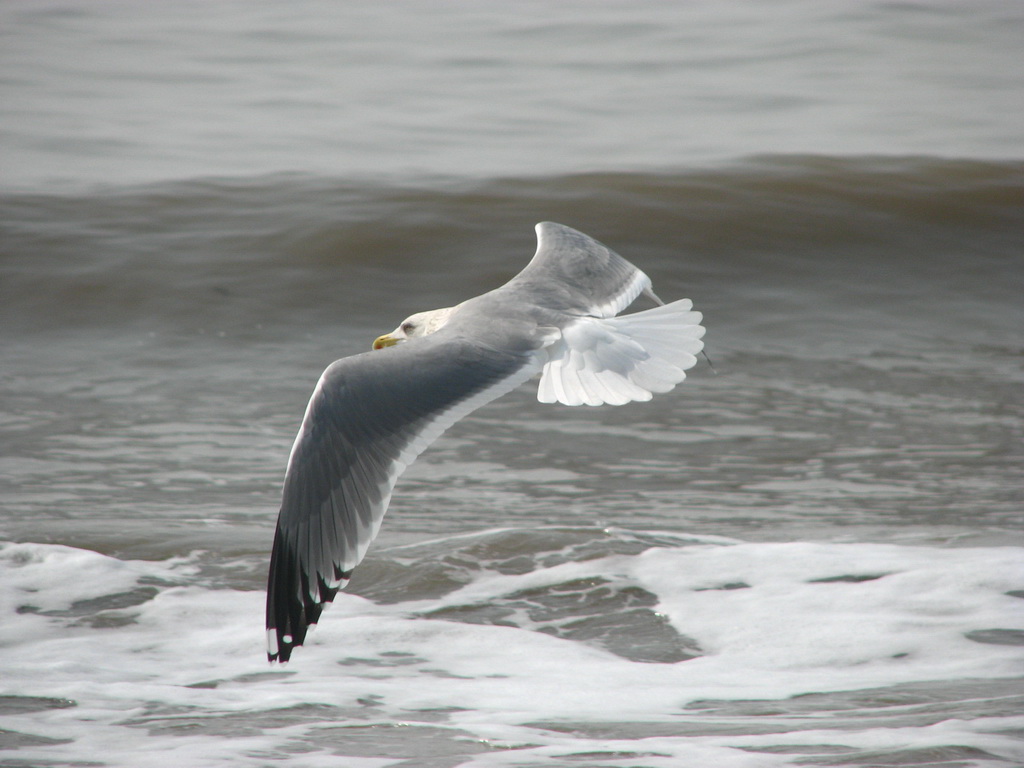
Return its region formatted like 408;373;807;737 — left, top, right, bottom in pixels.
266;222;705;662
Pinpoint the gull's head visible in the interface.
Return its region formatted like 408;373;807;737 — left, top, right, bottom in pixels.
373;306;457;350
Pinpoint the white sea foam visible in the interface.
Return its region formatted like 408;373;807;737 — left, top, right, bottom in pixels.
1;535;1021;766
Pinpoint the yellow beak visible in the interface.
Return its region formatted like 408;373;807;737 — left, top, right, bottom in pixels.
372;334;399;350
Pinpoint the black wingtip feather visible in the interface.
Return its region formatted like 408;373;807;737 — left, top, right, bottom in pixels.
266;525;350;663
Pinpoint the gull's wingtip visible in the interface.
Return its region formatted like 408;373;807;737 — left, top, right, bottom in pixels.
266;628;285;664
267;622;317;663
534;220;570;241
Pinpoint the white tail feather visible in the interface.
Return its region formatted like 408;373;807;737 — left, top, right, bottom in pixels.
537;299;705;407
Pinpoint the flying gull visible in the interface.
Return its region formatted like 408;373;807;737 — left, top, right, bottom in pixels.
266;222;705;661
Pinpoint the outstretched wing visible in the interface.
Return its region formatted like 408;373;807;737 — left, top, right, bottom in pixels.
509;222;661;316
267;334;540;661
511;223;706;407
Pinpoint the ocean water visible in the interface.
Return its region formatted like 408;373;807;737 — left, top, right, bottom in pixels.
3;0;1023;190
2;1;1023;767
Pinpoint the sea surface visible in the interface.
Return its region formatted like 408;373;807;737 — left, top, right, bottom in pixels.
1;2;1023;767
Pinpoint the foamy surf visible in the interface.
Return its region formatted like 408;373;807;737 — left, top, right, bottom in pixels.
2;530;1021;767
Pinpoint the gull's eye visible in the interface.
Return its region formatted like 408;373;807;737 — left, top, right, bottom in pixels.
401;322;416;333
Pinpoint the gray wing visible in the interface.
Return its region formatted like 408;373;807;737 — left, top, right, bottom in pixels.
266;333;540;661
506;222;662;316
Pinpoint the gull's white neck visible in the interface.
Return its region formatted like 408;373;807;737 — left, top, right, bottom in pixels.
417;305;458;335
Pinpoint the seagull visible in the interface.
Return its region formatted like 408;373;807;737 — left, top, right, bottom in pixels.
266;222;705;661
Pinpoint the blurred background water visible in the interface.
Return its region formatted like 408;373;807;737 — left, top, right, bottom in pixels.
1;1;1022;766
3;0;1022;189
